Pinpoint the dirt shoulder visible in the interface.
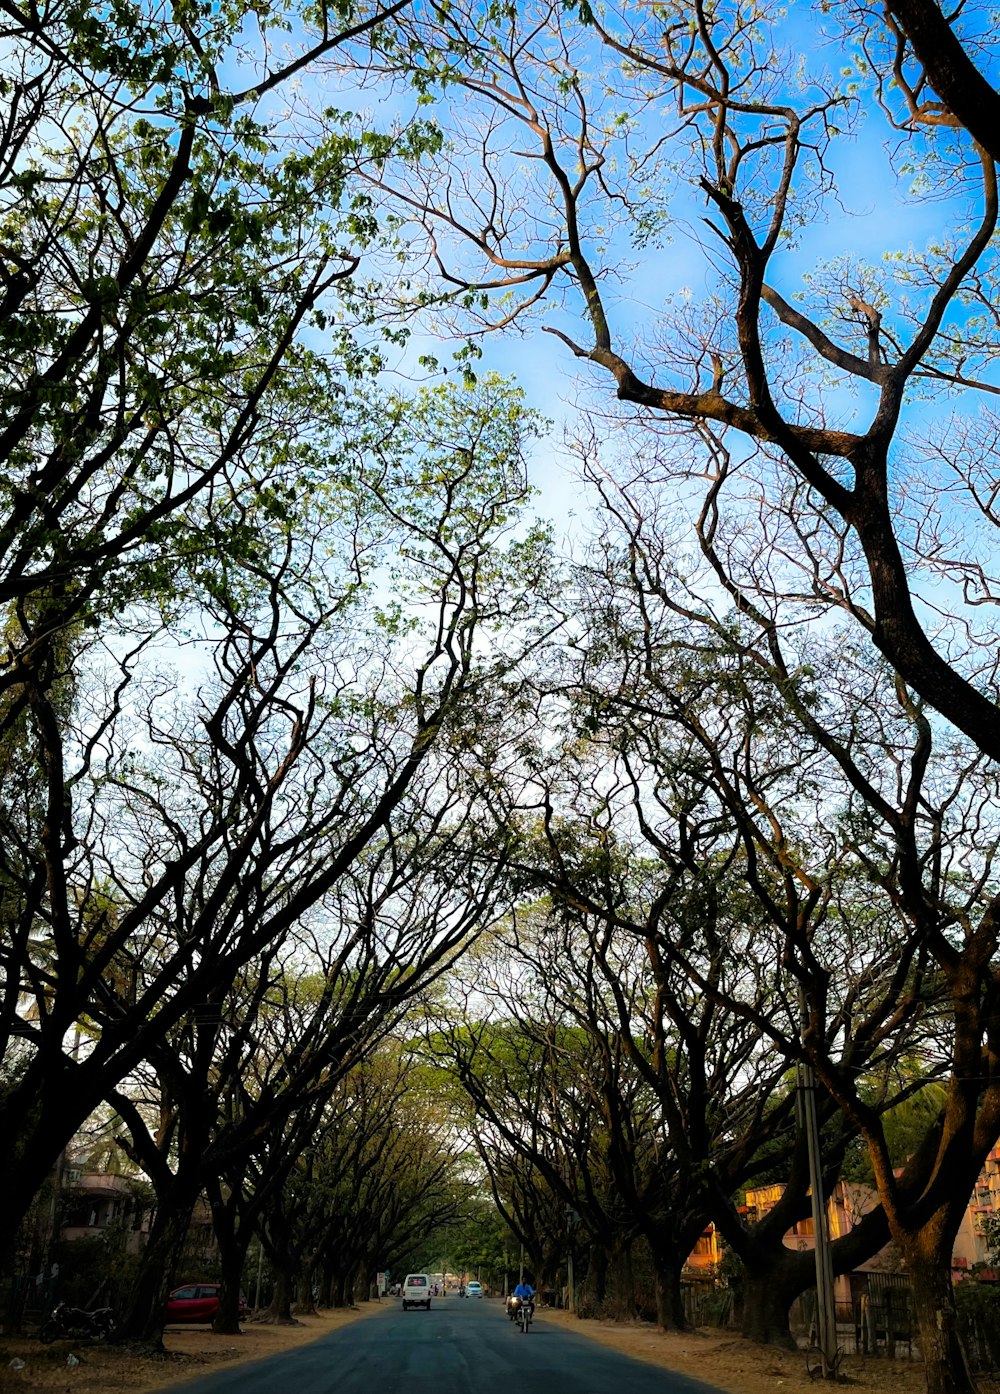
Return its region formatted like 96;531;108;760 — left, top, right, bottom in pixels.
0;1303;384;1394
539;1308;931;1394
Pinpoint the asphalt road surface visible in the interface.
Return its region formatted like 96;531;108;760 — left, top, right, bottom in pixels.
160;1298;726;1394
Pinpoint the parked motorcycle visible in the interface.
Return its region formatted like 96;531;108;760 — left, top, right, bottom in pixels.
39;1302;116;1344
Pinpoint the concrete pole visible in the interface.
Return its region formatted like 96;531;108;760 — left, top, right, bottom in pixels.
797;1052;839;1377
253;1239;264;1313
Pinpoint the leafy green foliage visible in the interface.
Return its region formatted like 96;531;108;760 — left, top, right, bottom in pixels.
0;0;446;665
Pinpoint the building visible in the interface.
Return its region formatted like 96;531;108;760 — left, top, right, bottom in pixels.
684;1225;723;1275
952;1143;1000;1279
737;1147;1000;1299
59;1168;151;1252
741;1179;897;1310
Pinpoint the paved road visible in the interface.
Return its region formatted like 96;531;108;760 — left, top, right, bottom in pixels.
159;1298;726;1394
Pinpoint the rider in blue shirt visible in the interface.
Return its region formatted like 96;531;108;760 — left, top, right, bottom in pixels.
513;1280;535;1303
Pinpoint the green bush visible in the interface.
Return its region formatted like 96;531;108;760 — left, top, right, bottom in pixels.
51;1227;142;1312
955;1278;1000;1371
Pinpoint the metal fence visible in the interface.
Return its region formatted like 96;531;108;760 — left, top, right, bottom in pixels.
847;1272;915;1358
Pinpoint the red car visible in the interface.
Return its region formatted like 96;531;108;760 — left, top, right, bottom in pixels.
165;1283;247;1324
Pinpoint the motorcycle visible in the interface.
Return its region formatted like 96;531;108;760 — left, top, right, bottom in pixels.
39;1302;116;1344
507;1293;534;1331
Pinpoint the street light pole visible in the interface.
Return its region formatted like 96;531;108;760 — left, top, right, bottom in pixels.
253;1238;264;1313
797;990;838;1378
566;1206;579;1313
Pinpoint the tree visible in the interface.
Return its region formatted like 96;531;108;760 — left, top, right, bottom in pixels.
433;1199;517;1292
521;465;1000;1387
0;375;547;1278
0;0;421;683
355;0;1000;751
337;9;1000;1386
113;825;501;1343
425;995;630;1310
0;0;459;1275
301;1051;465;1311
501;833;903;1339
427;914;787;1327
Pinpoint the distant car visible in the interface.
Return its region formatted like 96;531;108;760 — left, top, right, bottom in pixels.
465;1282;483;1298
165;1284;246;1324
401;1273;432;1311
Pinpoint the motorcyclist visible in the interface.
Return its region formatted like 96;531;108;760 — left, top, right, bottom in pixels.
512;1279;535;1319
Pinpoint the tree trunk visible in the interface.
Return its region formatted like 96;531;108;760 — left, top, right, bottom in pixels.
0;1069;97;1271
864;1088;992;1393
294;1266;317;1316
712;1171;893;1352
115;1196;196;1346
904;1242;978;1394
645;1214;711;1332
604;1239;637;1321
651;1252;687;1332
261;1268;296;1324
583;1243;609;1307
207;1175;252;1335
740;1258;802;1350
214;1232;251;1334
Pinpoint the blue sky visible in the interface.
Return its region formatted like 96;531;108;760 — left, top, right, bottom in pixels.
223;0;1000;616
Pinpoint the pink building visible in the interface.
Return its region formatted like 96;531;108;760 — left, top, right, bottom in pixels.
741;1149;1000;1297
952;1144;1000;1279
742;1180;898;1308
59;1169;150;1253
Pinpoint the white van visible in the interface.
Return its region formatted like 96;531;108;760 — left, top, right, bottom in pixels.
401;1273;432;1310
